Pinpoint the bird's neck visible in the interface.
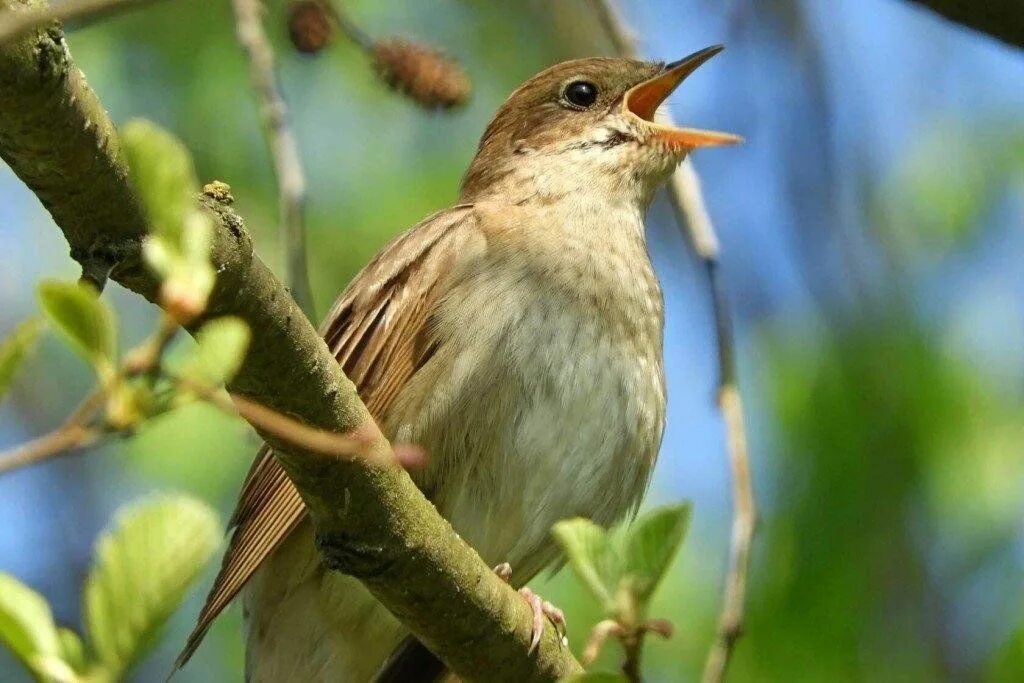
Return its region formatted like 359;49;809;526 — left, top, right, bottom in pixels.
460;147;670;211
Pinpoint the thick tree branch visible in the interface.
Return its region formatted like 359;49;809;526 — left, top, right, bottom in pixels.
591;2;758;682
903;0;1024;49
0;2;580;680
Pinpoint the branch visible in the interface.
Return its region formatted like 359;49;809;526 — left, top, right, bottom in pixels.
0;2;580;679
0;0;161;45
0;388;104;474
0;423;97;474
903;0;1024;49
230;0;315;318
590;3;758;682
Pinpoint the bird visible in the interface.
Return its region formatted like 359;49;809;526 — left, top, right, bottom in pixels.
176;46;740;681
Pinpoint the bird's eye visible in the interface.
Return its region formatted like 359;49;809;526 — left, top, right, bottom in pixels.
562;80;599;109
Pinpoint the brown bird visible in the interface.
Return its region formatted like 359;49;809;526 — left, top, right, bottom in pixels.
177;46;740;681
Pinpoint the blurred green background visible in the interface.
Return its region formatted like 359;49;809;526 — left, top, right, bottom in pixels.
1;1;1022;681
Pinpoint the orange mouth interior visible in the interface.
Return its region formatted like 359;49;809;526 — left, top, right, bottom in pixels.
624;45;744;149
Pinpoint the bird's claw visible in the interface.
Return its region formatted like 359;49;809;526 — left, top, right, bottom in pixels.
492;563;568;654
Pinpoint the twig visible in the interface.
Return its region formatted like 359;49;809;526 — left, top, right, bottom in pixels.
0;424;97;473
582;619;624;666
0;390;104;474
590;2;757;682
123;312;179;380
621;629;643;683
230;0;315;319
581;617;675;681
702;386;754;682
327;0;373;51
0;368;385;476
0;0;161;44
177;376;385;465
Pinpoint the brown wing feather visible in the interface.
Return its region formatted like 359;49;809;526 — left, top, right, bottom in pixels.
176;206;475;668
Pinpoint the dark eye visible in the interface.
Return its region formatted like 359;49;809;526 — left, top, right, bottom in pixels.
563;80;599;109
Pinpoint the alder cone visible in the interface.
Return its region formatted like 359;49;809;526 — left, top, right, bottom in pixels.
372;38;471;109
288;0;334;54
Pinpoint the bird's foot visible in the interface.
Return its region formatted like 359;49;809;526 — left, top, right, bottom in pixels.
492;563;568;653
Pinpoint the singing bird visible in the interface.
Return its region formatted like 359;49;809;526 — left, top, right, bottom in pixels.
177;46;740;681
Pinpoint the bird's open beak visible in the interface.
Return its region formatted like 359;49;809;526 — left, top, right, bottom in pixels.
624;45;743;149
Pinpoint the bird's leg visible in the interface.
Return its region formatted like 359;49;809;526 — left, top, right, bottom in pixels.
492;563;568;653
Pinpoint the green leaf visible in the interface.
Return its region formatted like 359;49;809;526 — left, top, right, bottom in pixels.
180;317;251;386
553;504;692;621
620;503;691;610
83;494;221;679
0;319;42;402
560;674;629;683
37;281;116;375
552;519;616;609
56;627;88;675
122;120;217;322
28;654;78;683
0;573;61;678
121;119;200;244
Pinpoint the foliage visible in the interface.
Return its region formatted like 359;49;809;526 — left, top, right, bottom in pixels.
123;119;215;324
0;573;75;682
0;495;220;683
2;1;1023;682
0;319;42;403
180;317;251;387
38;282;117;382
554;504;690;625
876;119;1024;262
554;504;690;678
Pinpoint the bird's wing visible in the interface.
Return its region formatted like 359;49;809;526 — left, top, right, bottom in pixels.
176;205;476;667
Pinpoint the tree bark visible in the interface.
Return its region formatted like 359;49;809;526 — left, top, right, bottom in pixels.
904;0;1024;49
0;2;581;680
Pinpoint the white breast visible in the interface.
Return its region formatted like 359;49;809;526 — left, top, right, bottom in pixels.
388;200;666;582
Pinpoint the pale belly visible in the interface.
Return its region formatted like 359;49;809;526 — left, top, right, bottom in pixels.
389;269;666;583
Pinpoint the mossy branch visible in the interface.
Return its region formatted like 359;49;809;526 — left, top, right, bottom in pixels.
0;2;581;679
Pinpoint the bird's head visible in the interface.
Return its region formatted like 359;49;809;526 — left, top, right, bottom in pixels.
460;46;741;205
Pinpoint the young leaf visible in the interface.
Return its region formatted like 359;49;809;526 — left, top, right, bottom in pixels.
121;119;200;243
37;281;116;375
552;518;616;609
0;573;61;677
180;317;251;386
0;319;42;402
619;503;691;614
83;494;220;680
56;627;88;675
28;654;78;683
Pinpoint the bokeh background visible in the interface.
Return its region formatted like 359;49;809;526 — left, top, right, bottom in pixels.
1;0;1022;680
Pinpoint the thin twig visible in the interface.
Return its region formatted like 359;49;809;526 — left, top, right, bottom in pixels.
0;423;98;474
123;312;179;380
590;2;757;681
0;0;162;45
582;619;624;666
0;390;105;474
173;375;389;466
703;385;754;682
327;0;373;51
621;629;644;683
230;0;315;319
